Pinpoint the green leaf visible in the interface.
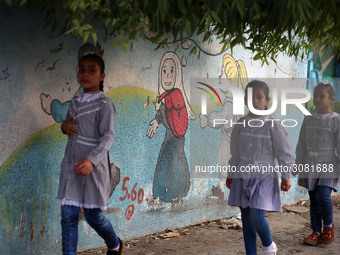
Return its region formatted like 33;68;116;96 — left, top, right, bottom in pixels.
160;0;167;14
253;52;262;61
72;19;80;27
83;31;90;42
185;20;192;36
220;42;228;53
297;1;306;21
210;11;221;24
234;0;245;19
91;32;97;44
176;0;185;14
2;0;339;63
189;46;197;55
4;0;12;6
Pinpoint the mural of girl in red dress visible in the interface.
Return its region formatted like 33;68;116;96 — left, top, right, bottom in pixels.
147;51;195;211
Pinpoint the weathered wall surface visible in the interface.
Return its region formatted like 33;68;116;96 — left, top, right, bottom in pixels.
2;5;337;255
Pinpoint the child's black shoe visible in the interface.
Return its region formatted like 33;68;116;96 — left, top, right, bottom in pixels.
107;238;124;255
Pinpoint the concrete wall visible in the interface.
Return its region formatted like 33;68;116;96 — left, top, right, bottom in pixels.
1;5;337;255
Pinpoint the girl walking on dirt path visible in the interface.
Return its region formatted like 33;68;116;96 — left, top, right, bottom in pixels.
226;80;294;255
293;82;340;246
57;44;124;255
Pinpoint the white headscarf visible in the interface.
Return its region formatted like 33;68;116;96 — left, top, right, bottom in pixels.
158;51;195;120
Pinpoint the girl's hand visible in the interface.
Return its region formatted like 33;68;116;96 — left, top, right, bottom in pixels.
226;177;232;189
281;179;291;191
146;119;159;139
73;159;94;176
62;114;79;140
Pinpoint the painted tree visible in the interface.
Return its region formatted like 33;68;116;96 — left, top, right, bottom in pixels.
2;0;340;64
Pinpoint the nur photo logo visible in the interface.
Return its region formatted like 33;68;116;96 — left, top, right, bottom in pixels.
195;79;312;118
196;82;223;111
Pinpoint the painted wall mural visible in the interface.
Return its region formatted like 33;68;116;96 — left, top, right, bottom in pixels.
199;54;248;168
306;45;340;114
147;52;195;211
196;54;249;203
0;5;319;255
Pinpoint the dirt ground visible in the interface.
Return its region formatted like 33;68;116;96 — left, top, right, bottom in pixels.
79;195;340;255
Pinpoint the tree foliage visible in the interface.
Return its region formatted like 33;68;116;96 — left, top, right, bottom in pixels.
2;0;340;64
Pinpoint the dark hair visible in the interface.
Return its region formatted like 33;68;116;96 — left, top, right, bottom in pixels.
245;80;270;99
78;54;105;91
245;80;270;110
314;82;335;98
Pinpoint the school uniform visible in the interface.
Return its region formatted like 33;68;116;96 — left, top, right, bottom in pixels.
296;111;340;191
228;114;294;212
57;91;116;210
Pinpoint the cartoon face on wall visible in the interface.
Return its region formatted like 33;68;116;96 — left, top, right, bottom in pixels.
157;52;195;120
161;58;176;91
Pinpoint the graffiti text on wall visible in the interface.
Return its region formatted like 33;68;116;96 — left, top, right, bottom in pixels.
119;176;144;220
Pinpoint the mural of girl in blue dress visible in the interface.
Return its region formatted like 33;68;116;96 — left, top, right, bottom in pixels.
147;51;195;211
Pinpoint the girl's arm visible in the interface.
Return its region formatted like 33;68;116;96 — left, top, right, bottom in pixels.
86;99;116;167
335;116;340;168
271;121;295;181
146;104;163;139
61;114;79;139
61;105;71;134
228;123;242;175
226;123;242;189
228;125;241;167
61;102;79;139
295;118;307;166
146;119;159;138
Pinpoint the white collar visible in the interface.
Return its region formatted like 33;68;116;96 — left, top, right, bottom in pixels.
245;114;272;121
312;110;338;120
74;91;105;103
